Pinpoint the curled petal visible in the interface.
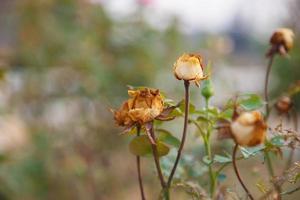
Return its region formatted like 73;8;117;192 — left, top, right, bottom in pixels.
112;88;164;127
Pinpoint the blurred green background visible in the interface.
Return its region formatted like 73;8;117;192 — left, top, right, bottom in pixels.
0;0;299;199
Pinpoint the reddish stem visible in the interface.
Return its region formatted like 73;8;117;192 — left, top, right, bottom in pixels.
232;144;254;200
167;80;190;187
136;126;146;200
149;124;166;188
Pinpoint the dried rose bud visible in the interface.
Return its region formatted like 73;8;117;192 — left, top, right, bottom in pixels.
113;101;134;127
173;53;206;86
275;96;293;114
230;111;267;147
269;28;294;55
113;88;164;127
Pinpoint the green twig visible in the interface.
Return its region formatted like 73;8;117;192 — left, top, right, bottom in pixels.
281;185;300;196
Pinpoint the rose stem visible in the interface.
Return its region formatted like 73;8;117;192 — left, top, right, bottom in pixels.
264;54;275;118
149;124;169;199
204;98;216;197
232;144;254;200
264;53;281;198
136;125;146;200
167;80;190;187
263;53;275;174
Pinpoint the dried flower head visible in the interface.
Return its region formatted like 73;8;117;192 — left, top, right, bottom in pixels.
173;53;206;86
268;28;295;56
275;96;293;114
113;100;134;127
113;88;164;127
230;111;267;147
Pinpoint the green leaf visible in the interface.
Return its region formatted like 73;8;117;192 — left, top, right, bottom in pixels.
213;155;232;163
156;129;180;148
196;115;210;122
170;107;183;117
270;136;285;147
202;155;213;165
240;145;264;158
195;107;219;122
219;108;233;120
239;94;264;111
207;107;219;116
129;135;170;157
156;143;170;157
178;100;196;114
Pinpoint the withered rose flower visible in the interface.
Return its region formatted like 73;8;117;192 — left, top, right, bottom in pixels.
230;111;267;147
113;101;134;127
113;88;164;127
269;28;294;55
275;96;293;114
173;53;206;86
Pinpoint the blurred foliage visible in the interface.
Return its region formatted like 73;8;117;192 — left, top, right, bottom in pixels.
273;41;300;110
13;0;183;101
0;0;186;199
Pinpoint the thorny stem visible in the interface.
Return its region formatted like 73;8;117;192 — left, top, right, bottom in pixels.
167;80;190;187
136;126;146;200
263;54;281;199
149;125;169;199
232;144;254;200
264;54;274;118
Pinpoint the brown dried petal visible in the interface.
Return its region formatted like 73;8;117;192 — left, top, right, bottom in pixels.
113;88;164;127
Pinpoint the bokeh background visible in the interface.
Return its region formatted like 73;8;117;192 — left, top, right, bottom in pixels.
0;0;299;199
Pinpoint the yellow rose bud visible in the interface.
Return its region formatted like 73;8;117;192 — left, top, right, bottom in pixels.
270;28;294;53
230;111;267;147
113;88;164;126
173;53;205;86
